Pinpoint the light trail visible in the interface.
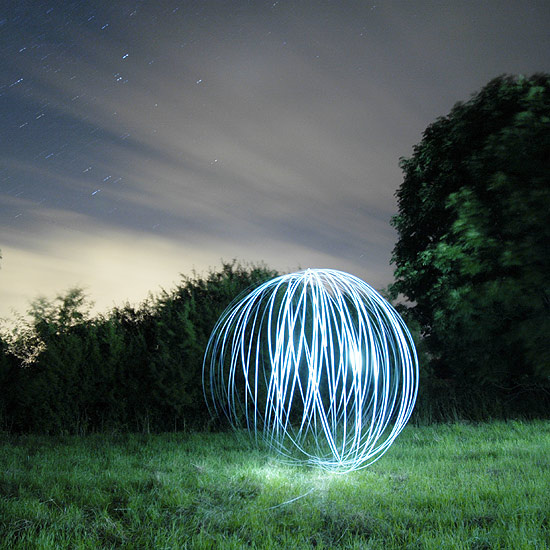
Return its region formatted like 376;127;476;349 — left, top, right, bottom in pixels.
203;268;418;472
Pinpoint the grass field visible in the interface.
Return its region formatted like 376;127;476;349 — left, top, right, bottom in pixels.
0;421;549;549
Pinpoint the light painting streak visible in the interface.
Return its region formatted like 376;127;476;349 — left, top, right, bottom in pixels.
203;269;418;472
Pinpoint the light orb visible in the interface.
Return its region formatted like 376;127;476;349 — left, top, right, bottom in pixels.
203;268;418;472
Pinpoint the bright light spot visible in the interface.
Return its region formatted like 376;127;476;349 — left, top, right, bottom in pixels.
203;269;419;473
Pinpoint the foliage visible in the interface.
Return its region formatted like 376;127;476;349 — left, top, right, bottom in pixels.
390;74;550;415
0;421;549;549
0;261;277;434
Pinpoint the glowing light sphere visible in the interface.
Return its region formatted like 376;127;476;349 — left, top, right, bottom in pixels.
203;268;418;472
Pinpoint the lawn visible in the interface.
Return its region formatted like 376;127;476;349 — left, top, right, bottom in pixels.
0;421;549;549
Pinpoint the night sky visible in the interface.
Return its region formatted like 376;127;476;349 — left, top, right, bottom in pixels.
2;1;549;319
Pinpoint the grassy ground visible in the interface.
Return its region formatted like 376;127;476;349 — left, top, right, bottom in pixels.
0;421;549;549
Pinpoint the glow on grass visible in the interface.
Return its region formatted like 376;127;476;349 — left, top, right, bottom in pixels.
203;268;418;472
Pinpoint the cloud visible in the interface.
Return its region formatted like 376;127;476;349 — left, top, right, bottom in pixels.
0;212;215;319
0;205;395;321
1;6;404;325
3;2;548;320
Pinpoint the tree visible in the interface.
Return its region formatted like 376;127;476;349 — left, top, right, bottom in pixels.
149;260;279;429
0;262;279;433
0;288;95;432
390;74;550;417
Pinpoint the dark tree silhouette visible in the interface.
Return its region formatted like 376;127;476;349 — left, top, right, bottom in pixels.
391;74;550;417
0;261;278;433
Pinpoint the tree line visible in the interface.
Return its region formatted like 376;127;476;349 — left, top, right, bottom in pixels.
1;74;549;433
0;262;278;433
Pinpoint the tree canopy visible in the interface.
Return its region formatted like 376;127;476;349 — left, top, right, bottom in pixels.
390;74;550;416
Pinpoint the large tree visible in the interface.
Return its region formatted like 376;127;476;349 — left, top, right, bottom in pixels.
390;74;550;414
